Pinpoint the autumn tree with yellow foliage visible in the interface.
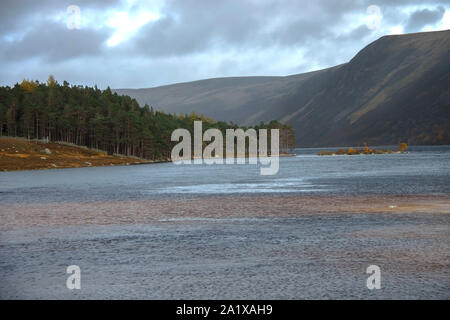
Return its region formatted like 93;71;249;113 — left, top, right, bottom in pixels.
398;142;407;153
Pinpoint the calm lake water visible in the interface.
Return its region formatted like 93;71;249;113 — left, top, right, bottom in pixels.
0;146;449;299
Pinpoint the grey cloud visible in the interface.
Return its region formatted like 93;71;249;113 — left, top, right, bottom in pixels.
124;0;369;58
126;0;268;57
1;21;110;62
335;25;373;43
0;0;120;35
405;6;446;32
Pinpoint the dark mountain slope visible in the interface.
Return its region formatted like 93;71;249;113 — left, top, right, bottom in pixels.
272;30;450;146
115;30;450;146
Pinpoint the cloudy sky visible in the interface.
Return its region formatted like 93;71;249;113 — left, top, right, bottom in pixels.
1;0;449;89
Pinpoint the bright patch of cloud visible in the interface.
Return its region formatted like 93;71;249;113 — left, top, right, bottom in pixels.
390;25;404;35
107;10;159;47
437;10;450;30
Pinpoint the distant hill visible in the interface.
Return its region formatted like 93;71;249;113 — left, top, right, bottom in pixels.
115;30;450;147
114;72;328;126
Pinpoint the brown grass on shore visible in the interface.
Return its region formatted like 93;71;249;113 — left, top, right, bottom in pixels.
0;136;150;171
317;143;408;156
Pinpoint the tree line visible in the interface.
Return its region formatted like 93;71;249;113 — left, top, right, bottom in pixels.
0;76;295;160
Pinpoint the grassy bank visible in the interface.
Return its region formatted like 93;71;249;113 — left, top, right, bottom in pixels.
0;136;152;171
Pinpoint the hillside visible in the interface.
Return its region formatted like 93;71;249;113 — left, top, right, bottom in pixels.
115;30;450;147
114;70;330;126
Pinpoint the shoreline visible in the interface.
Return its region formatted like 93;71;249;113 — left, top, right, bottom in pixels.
0;136;296;172
1;154;298;172
0;136;161;172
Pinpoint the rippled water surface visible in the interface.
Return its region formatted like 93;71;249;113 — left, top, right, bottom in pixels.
0;146;449;299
